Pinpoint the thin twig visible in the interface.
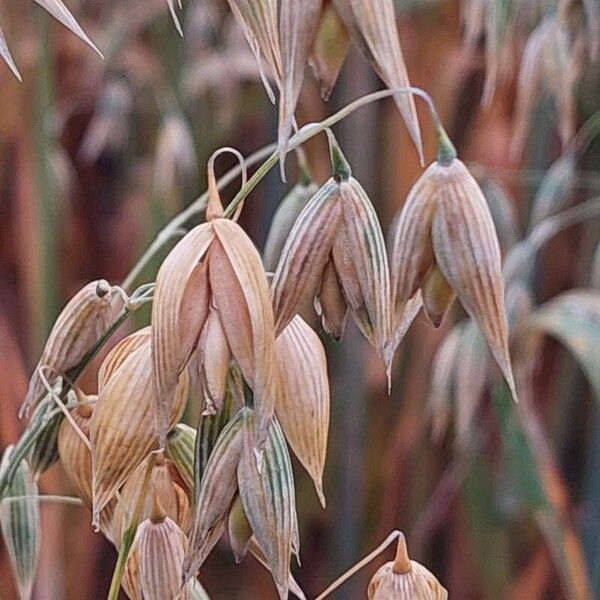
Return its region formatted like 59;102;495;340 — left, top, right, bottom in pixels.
1;494;84;507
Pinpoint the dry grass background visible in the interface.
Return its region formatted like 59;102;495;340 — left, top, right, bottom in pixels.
0;0;599;598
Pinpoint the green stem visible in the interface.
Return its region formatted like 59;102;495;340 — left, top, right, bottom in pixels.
107;453;156;600
223;86;445;218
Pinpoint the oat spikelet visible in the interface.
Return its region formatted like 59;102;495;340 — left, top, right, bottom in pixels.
390;157;517;401
153;186;276;452
183;408;247;581
368;533;447;599
0;447;40;600
238;412;297;600
278;0;323;172
91;342;188;527
22;280;125;416
276;316;329;507
273;137;392;372
166;424;196;491
333;0;423;162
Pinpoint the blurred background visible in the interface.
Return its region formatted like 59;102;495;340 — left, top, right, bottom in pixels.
0;0;599;598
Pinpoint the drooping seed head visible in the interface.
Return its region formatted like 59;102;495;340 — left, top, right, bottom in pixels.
367;534;447;599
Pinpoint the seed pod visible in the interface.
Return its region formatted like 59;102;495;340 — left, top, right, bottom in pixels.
263;176;319;272
166;424;197;492
333;0;423;162
91;342;188;527
57;403;115;540
309;3;350;101
0;446;40;600
22;280;126;416
238;413;297;599
112;454;191;547
138;512;189;600
153;211;277;453
368;534;447;599
98;327;151;391
184;408;247;581
390;157;517;401
278;0;323;170
276;316;329;506
421;265;455;329
195;367;244;503
226;0;282;101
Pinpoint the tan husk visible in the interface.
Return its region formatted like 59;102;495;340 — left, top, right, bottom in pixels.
153;203;277;453
390;158;517;401
276;315;329;507
91;342;188;527
228;494;253;563
22;279;125;415
226;0;282;102
315;259;348;340
98;327;151;391
263;177;319;272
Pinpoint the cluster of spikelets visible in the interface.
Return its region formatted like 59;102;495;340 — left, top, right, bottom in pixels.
2;118;518;598
0;1;527;599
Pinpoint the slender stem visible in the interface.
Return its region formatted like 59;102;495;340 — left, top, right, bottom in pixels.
223;86;445;219
314;530;402;600
1;495;84;507
122;86;444;285
107;453;156;600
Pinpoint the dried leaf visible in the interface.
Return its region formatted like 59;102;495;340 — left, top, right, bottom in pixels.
91;342;188;526
22;280;125;415
0;447;40;600
238;413;297;599
276;316;329;506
